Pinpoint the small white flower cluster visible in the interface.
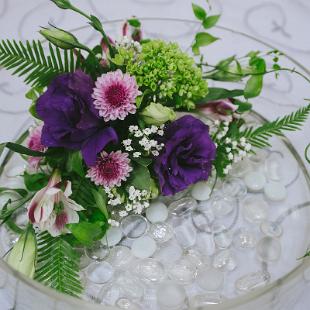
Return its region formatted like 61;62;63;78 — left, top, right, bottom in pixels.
122;125;165;157
115;35;142;53
223;137;252;174
124;186;150;215
212;120;230;141
104;187;122;207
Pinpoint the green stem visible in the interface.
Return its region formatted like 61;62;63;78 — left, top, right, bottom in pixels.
305;143;310;164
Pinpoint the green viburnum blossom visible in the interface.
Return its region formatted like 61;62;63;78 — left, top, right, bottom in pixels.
119;40;208;110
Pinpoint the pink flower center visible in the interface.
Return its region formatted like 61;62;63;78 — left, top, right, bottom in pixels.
98;158;119;180
55;212;68;230
105;83;127;107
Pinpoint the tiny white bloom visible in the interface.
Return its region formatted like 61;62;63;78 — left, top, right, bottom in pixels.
133;152;141;158
152;150;160;156
228;153;234;160
125;146;133;152
122;139;132;146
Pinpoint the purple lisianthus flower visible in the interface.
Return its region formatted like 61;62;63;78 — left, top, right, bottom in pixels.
36;70;118;166
154;115;216;196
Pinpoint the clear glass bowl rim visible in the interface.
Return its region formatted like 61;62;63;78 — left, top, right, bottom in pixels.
1;17;310;309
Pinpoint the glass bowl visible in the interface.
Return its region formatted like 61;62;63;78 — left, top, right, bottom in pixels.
0;18;310;310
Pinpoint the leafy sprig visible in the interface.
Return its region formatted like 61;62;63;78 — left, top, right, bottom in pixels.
0;40;80;87
238;104;310;148
35;232;83;296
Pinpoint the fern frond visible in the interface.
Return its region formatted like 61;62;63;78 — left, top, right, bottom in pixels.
0;40;80;87
239;104;310;148
35;232;83;297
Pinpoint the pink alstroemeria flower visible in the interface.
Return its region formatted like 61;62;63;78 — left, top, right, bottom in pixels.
199;98;238;122
27;170;84;237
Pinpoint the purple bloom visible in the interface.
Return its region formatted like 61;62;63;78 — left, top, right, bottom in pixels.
36;70;118;166
154;115;216;196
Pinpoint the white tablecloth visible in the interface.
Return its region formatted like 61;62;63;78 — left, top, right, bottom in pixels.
0;0;309;309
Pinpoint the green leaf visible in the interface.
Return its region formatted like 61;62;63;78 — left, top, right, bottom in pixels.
192;3;207;21
35;232;83;297
195;32;219;47
233;99;253;113
0;187;28;197
192;43;200;56
128;18;141;28
244;75;263;99
89;15;104;32
132;157;152;167
202;15;220;29
91;188;109;219
198;87;244;103
66;151;84;177
71;176;96;209
127;163;151;191
4;142;45;157
24;172;49;191
67;222;105;246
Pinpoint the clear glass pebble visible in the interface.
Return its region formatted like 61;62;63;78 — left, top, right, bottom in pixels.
213;229;233;249
185;249;211;269
108;246;133;269
121;215;148;239
149;222;173;243
169;197;198;217
244;171;266;192
222;177;247;199
174;221;197;249
85;261;114;284
256;237;281;262
196;267;224;291
260;221;283;238
168;257;197;284
116;298;142;310
190;181;212;201
102;226;123;247
249;149;269;165
229;159;251;178
85;241;110;262
213;249;237;271
242;196;268;224
146;201;168;223
263;181;287;202
189;293;225;307
210;196;236;218
235;270;271;294
191;209;213;232
233;228;257;249
264;154;281;181
134;258;166;283
131;236;157;259
156;281;187;310
98;283;122;305
196;232;216;256
154;240;183;266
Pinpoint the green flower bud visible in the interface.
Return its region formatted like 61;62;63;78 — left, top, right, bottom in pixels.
51;0;71;9
7;227;37;278
149;178;159;199
40;27;81;50
140;102;176;126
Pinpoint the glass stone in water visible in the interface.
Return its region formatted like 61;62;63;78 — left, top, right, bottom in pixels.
233;228;257;249
242;197;268;224
196;267;224;291
108;246;133;269
169;197;197;216
134;258;166;283
85;261;114;284
213;230;233;249
131;236;157;259
85;241;109;261
235;270;271;294
121;215;148;239
156;281;187;310
222;178;247;199
256;237;281;262
196;232;216;256
213;249;237;271
260;221;283;238
210;196;236;218
174;220;197;249
191;209;213;232
101;226;123;247
168;257;197;284
154;240;183;266
189;293;224;307
149;222;173;243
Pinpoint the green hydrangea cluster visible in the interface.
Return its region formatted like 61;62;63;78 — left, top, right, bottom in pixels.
121;40;208;110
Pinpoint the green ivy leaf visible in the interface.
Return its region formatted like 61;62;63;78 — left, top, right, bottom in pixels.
195;32;219;47
127;163;151;191
244;75;263;99
24;172;49;191
67;222;105;246
128;18;141;28
192;3;207;21
202;15;220;29
198;87;244;103
66;151;84;177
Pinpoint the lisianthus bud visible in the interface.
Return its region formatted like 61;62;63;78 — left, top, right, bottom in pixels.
140;103;176;126
51;0;71;9
7;227;37;278
40;27;81;50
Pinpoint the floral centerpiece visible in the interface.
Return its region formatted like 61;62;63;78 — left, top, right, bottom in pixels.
0;0;310;298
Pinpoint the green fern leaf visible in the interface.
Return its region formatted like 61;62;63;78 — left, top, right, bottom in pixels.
239;104;310;148
0;40;80;87
35;232;83;297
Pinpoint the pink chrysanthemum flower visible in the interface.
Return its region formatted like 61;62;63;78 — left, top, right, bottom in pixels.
87;150;132;187
27;124;46;169
92;69;141;121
